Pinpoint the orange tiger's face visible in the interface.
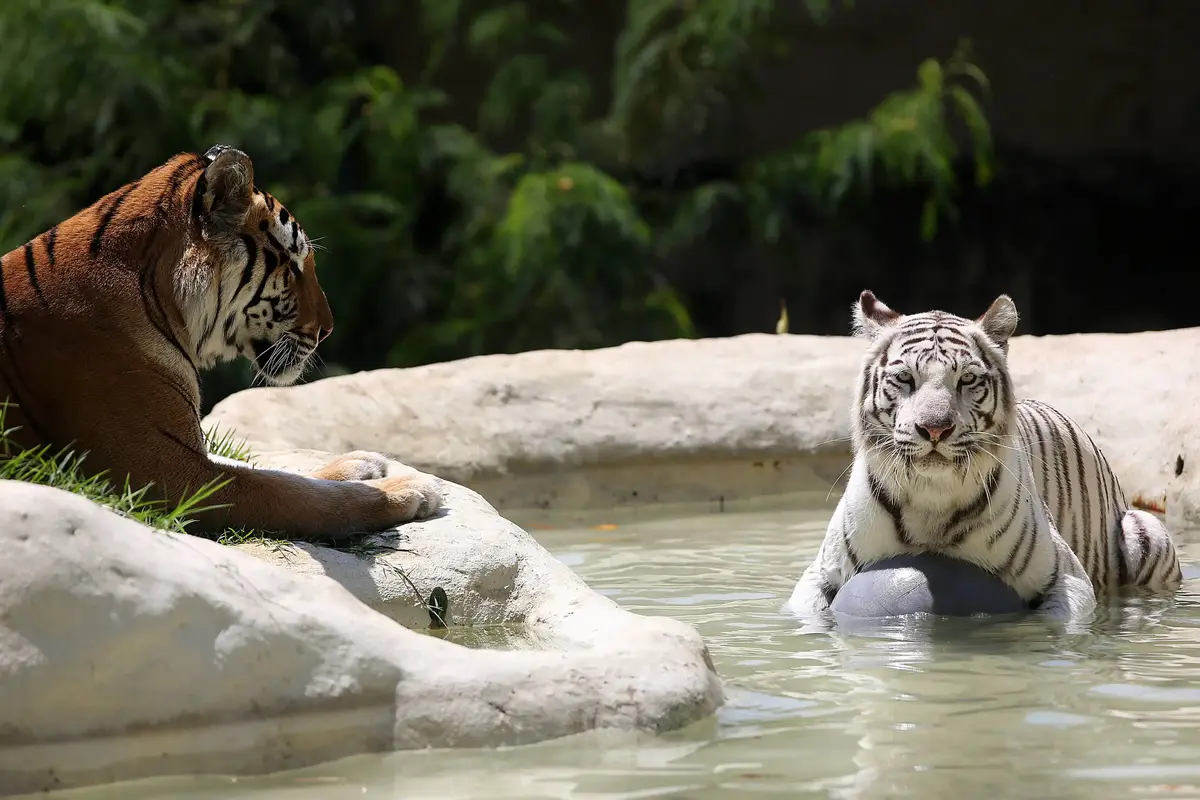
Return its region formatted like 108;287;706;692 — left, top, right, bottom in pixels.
190;145;334;387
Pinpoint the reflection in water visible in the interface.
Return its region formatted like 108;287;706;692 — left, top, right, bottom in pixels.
28;507;1200;800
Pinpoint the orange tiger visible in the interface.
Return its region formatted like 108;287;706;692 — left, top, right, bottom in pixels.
0;145;441;540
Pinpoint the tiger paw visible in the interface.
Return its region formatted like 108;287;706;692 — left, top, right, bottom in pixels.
364;472;444;526
310;450;394;482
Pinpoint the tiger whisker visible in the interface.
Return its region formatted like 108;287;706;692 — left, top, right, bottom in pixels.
250;336;294;387
979;447;1037;507
973;433;1053;473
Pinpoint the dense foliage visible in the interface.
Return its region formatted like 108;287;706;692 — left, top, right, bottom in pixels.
0;0;993;405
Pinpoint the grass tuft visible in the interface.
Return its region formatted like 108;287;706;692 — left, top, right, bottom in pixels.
202;423;257;463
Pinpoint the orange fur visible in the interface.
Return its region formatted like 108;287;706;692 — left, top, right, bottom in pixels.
0;146;441;541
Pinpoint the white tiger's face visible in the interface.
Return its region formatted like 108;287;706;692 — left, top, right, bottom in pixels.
851;291;1020;478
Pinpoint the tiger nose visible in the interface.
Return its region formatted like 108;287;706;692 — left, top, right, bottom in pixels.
316;322;333;344
916;422;955;442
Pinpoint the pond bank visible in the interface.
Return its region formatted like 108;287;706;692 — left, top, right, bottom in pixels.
207;328;1200;530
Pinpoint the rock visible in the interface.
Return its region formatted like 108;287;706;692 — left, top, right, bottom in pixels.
225;450;698;640
204;328;1200;528
0;479;723;796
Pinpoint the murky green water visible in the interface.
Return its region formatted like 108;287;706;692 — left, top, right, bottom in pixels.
34;506;1200;799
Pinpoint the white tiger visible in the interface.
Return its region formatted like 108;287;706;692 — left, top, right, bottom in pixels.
787;290;1182;621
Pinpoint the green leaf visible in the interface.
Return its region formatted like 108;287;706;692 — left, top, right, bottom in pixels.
467;3;530;58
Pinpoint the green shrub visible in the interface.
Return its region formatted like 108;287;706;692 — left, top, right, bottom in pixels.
0;0;993;408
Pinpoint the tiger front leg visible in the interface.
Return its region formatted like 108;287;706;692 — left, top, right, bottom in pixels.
210;449;443;525
785;503;854;617
199;462;443;540
178;444;443;540
786;558;839;616
1033;543;1097;622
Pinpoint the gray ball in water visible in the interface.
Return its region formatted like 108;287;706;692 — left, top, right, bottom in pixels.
830;552;1030;619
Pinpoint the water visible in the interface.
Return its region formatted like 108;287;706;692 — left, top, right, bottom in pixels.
32;506;1200;799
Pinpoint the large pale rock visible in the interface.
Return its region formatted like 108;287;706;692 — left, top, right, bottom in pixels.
0;479;722;796
204;329;1200;529
226;450;704;639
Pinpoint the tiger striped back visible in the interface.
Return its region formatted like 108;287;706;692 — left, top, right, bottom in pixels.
1017;399;1181;590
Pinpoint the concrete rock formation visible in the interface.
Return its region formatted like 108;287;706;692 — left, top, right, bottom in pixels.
204;328;1200;531
0;478;722;796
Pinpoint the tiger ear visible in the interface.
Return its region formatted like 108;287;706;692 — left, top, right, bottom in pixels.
851;290;902;340
199;145;254;241
976;294;1019;348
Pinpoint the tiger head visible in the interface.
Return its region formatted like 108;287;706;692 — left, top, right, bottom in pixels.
849;290;1020;480
181;144;334;387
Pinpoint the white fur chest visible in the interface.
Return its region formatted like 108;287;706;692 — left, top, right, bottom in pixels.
840;455;1013;560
